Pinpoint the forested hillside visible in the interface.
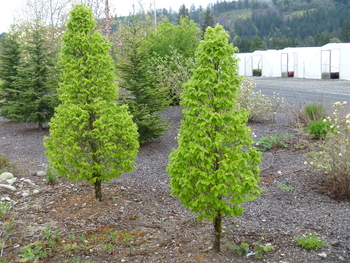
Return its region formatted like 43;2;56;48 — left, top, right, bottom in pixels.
144;0;350;51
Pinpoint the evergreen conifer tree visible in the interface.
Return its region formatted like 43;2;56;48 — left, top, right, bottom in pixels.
0;32;21;118
118;15;168;144
201;9;215;39
5;26;58;129
339;17;350;42
167;25;262;252
177;4;190;25
250;35;266;51
45;4;139;202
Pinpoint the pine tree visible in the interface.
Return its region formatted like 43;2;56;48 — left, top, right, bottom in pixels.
339;17;350;42
0;32;21;118
250;35;266;51
3;26;58;129
167;25;262;253
118;15;169;144
201;8;215;39
177;4;190;25
44;4;139;202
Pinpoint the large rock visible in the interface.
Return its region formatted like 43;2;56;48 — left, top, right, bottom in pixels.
0;172;14;180
0;184;16;191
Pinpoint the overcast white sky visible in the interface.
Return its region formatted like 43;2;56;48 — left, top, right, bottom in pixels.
0;0;215;33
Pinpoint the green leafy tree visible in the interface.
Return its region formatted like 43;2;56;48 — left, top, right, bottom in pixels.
146;18;200;59
339;17;350;42
150;48;194;104
0;31;21;118
250;35;266;51
44;4;139;202
167;25;262;253
201;8;215;39
0;25;58;129
117;15;169;144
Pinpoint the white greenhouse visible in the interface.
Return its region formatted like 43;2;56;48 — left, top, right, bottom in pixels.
236;43;350;80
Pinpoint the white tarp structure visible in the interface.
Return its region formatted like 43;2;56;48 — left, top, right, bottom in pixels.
320;43;350;80
236;44;350;80
281;47;321;79
236;50;281;77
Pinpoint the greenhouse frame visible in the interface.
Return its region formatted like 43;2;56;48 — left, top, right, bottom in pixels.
236;43;350;80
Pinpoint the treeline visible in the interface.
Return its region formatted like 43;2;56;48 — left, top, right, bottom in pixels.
133;0;350;51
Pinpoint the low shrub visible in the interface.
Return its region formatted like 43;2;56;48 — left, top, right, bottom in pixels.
294;232;324;250
306;119;335;139
238;78;285;122
306;101;350;198
255;133;293;151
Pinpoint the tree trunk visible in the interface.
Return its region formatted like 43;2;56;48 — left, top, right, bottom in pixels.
94;180;102;202
213;210;222;252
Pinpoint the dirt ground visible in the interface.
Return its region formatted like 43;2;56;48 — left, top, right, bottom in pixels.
0;102;349;262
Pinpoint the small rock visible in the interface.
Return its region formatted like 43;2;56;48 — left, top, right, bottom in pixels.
331;240;340;246
317;252;327;258
23;179;33;185
0;184;16;191
120;186;127;190
22;192;30;197
36;171;47;177
339;256;345;261
0;172;14;180
32;190;40;195
188;253;192;257
6;178;17;185
121;259;126;262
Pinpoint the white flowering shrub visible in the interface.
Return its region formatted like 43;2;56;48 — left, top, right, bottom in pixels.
306;101;350;198
237;78;285;122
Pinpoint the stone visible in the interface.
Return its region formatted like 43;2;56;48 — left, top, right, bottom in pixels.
317;252;327;258
21;192;30;197
36;171;47;177
32;189;40;195
6;178;17;185
331;240;340;246
0;184;16;191
339;256;345;261
0;172;14;180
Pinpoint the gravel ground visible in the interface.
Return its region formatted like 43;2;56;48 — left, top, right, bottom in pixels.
252;77;350;94
0;78;349;262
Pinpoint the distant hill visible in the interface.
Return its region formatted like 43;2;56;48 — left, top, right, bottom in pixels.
150;0;350;49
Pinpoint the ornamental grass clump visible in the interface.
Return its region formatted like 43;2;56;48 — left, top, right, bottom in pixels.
238;78;285;122
306;101;350;198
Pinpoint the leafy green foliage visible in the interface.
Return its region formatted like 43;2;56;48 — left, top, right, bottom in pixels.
237;78;285;122
225;242;250;256
45;4;139;201
294;232;325;250
150;48;194;105
307;119;335;139
167;25;262;252
146;18;200;59
306;101;350;198
226;238;274;259
117;15;169;143
277;182;294;190
256;133;293;151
